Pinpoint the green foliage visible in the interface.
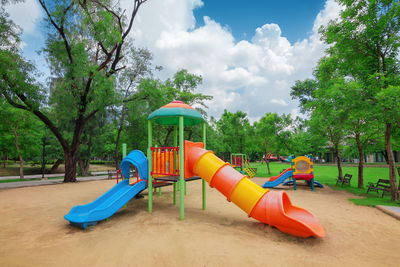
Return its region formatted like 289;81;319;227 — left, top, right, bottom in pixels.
254;113;293;157
217;110;249;154
1;0;148;181
290;79;318;113
377;85;400;123
0;99;44;161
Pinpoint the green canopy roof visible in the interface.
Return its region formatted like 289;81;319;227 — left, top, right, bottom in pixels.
148;101;205;126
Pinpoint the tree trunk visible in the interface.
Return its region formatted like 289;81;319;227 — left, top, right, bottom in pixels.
78;159;90;176
162;127;173;147
397;167;400;191
64;151;77;182
382;150;389;164
3;151;7;168
18;152;24;179
334;143;342;179
115;126;122;170
50;159;63;173
266;159;271;175
12;128;24;179
384;123;399;200
355;133;364;188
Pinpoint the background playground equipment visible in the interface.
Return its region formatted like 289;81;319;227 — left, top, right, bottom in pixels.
230;153;257;178
64;101;325;238
279;154;295;163
262;156;323;191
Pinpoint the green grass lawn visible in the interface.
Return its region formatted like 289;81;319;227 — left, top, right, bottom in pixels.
250;161;400;207
0;163;63;177
0;177;64;183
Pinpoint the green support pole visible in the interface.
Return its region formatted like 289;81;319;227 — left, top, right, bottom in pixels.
293;178;297;190
311;178;315;192
173;182;177;205
179;116;185;220
122;143;127;159
148;120;153;213
184;181;187;195
123;141;128;210
202;122;206;210
173;126;178;203
159;187;162;196
122;143;127;191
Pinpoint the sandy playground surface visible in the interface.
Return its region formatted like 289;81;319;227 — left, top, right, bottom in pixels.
0;177;399;267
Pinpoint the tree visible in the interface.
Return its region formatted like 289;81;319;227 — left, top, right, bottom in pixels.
341;81;382;188
321;0;400;199
0;99;44;178
217;110;250;155
290;118;328;159
1;0;147;182
116;69;212;155
254;113;293;174
291;79;318;114
114;47;154;169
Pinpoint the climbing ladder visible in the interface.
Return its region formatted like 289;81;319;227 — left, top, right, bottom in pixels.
243;157;256;178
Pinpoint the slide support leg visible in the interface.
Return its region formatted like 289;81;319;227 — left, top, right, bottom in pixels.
173;182;177;205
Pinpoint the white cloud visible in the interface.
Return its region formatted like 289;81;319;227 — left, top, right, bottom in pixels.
5;0;42;35
5;0;342;124
127;0;342;122
270;98;289;107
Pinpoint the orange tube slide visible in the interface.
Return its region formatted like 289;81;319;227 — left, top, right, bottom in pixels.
184;141;325;238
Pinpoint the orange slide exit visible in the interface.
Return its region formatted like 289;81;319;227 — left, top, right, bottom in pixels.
184;141;325;238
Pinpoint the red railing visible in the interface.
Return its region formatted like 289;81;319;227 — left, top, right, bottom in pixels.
151;146;179;176
232;156;243;167
117;169;142;184
116;169;121;183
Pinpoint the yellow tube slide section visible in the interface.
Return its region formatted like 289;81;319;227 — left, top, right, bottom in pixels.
184;141;325;238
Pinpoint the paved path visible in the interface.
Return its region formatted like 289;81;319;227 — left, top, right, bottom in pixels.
0;175;112;189
376;205;400;220
0;173;65;181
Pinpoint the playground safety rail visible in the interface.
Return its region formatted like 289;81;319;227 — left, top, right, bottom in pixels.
151;146;180;176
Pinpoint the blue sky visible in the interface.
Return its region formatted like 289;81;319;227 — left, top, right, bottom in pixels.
193;0;326;43
6;0;341;121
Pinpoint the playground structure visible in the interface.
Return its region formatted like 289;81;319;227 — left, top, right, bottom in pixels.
262;156;323;191
64;101;325;238
230;153;257;178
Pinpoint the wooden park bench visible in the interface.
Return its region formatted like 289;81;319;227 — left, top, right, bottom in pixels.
107;170;118;179
366;179;391;198
336;174;352;186
107;169;136;179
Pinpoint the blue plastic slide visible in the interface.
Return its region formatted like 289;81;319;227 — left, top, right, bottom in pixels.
64;150;148;229
262;170;293;188
64;180;146;229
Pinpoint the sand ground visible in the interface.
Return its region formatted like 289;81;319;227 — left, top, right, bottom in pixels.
0;177;399;267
